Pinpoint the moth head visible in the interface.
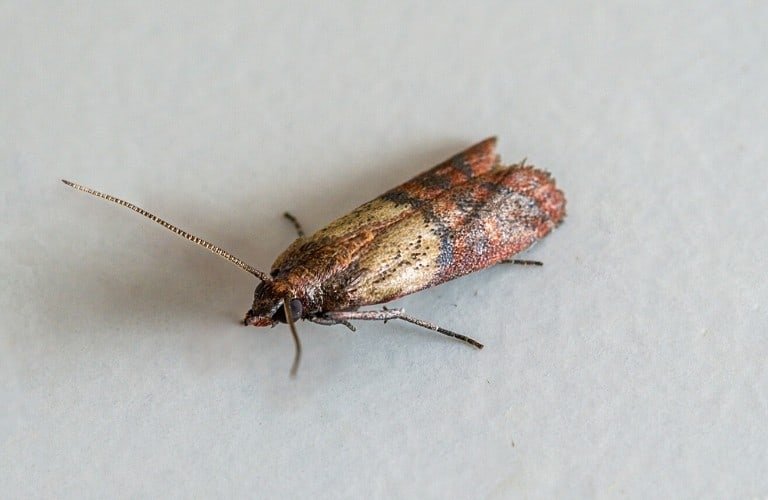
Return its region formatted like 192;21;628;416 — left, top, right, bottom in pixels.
243;281;304;377
243;282;303;327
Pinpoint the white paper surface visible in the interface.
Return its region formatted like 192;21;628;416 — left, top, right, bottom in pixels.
2;1;767;498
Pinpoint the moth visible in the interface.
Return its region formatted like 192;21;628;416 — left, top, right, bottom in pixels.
63;137;566;375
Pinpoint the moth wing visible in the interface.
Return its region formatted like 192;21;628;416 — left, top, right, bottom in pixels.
312;137;499;242
271;138;500;275
335;165;565;308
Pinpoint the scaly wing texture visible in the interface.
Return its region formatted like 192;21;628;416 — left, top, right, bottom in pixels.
327;164;566;309
270;138;499;277
315;137;500;241
268;139;564;312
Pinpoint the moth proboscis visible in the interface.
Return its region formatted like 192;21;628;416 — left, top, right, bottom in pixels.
63;137;566;376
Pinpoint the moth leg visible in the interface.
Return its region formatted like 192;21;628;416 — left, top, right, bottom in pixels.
309;317;357;332
283;212;305;238
502;259;543;266
322;309;484;349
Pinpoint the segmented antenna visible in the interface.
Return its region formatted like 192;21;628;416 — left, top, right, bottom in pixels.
62;179;270;282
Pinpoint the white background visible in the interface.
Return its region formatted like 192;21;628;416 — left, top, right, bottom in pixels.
2;1;767;498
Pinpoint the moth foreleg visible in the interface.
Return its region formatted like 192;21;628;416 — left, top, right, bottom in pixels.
283;212;305;238
309;316;356;332
502;259;543;266
322;309;484;349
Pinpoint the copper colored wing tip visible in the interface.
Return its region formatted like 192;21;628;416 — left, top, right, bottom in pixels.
475;136;498;152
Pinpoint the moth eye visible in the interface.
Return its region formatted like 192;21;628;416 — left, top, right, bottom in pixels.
271;298;303;323
289;299;303;318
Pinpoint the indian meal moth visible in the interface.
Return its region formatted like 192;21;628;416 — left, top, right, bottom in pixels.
63;137;566;375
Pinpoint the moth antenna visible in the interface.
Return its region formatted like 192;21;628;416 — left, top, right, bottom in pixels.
284;297;302;377
62;180;270;281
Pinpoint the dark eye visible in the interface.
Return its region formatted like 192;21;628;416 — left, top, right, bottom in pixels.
272;299;303;323
289;299;303;318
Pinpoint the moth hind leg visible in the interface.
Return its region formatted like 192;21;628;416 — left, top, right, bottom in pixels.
502;258;543;266
283;212;305;238
321;309;483;349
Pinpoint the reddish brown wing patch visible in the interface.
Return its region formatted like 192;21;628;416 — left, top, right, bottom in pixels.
381;136;499;205
427;165;565;286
